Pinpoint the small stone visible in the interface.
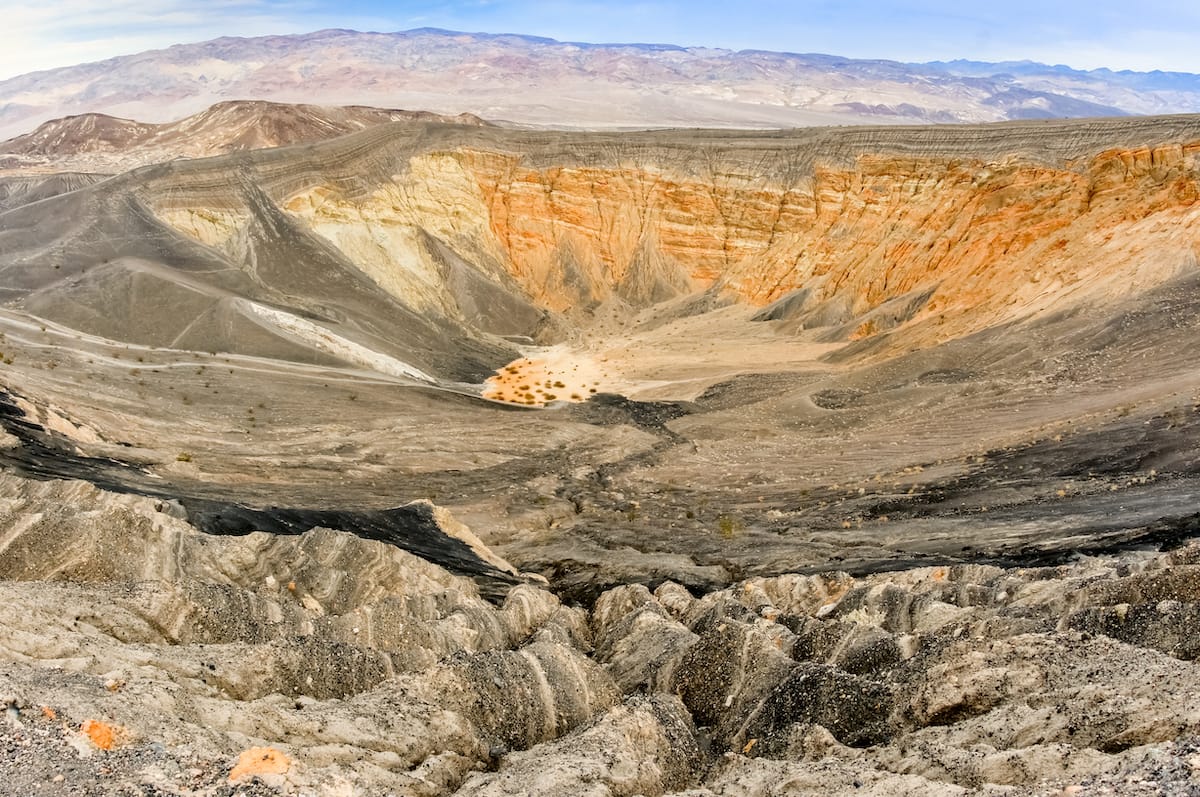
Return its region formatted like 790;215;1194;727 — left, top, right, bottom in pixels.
81;719;129;751
229;746;292;783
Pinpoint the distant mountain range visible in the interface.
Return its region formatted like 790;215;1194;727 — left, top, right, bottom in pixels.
1;28;1199;139
0;100;486;174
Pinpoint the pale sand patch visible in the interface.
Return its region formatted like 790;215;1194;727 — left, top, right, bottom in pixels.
594;307;847;401
239;299;435;382
483;306;846;407
483;344;618;406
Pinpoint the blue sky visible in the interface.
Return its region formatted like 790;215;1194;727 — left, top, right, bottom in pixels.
3;0;1198;81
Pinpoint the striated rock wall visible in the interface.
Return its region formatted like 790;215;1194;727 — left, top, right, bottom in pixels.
141;118;1200;346
451;140;1200;340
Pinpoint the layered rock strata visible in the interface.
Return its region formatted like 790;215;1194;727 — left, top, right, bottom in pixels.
138;116;1200;361
2;116;1196;384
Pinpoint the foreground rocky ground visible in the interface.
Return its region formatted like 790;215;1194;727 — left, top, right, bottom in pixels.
3;472;1200;795
4;90;1200;797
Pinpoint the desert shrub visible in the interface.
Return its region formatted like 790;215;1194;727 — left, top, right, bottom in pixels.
717;515;745;539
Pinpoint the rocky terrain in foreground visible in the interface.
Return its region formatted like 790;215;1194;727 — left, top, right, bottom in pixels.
3;467;1200;795
3;104;1200;793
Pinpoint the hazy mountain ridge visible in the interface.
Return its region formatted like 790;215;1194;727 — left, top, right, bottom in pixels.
0;99;487;174
1;28;1198;139
932;57;1200;88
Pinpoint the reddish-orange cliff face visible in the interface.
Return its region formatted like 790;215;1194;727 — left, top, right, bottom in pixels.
153;122;1200;352
450;141;1199;340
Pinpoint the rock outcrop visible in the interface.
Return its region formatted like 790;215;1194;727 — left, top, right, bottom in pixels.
4;468;1200;794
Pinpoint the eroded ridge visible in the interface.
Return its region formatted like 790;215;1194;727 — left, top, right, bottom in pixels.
3;466;1200;794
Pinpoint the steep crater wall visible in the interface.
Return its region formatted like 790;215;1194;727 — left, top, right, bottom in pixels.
142;118;1200;350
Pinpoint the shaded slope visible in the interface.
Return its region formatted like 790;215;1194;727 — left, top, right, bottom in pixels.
0;143;519;381
0;172;108;212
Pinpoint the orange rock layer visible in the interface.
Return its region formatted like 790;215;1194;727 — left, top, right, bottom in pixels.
452;142;1200;337
81;719;129;750
229;746;293;782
